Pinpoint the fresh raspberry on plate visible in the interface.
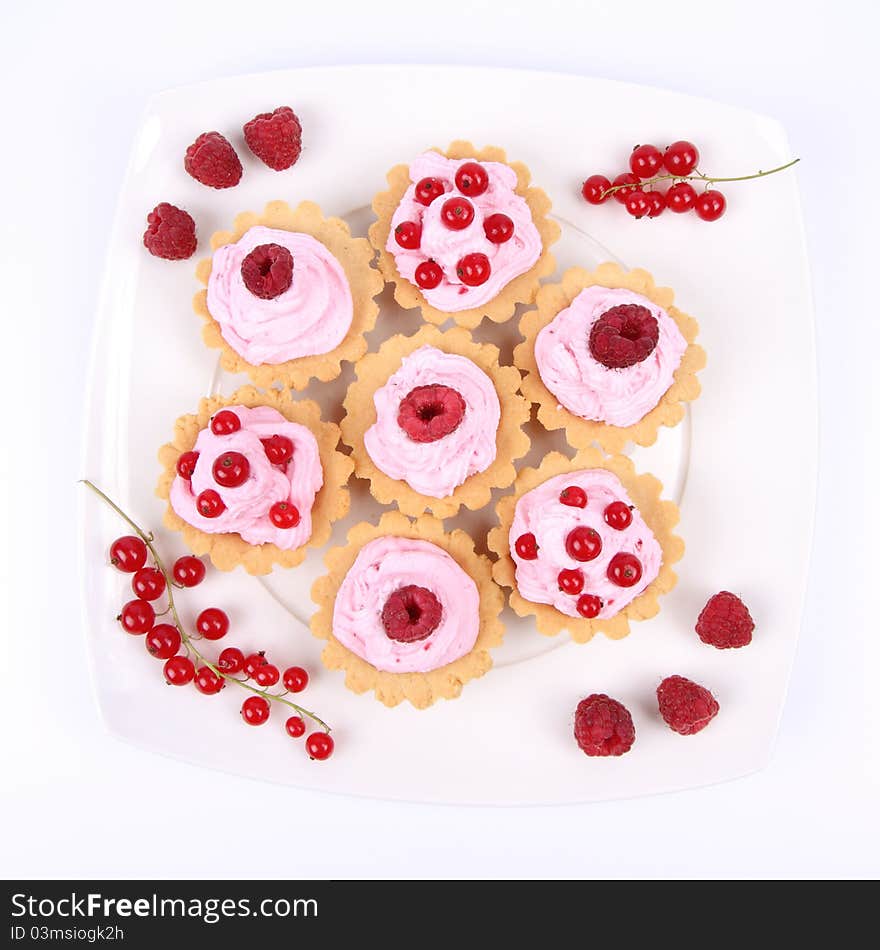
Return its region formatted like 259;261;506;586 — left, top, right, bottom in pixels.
184;131;243;189
397;385;466;443
573;694;635;756
240;243;294;299
381;585;443;642
657;675;719;735
243;106;303;171
588;303;659;369
143;203;197;260
695;591;754;649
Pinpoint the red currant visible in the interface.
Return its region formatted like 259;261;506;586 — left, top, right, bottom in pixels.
285;716;306;738
625;190;651;219
414;177;445;206
131;567;166;601
210;410;241;436
261;434;294;465
212;451;250;488
415;260;443;289
607;552;643;587
646;190;667;218
456;253;490;287
195;607;229;641
576;594;603;619
194;666;225;695
514;533;538;560
483;212;514;244
241;695;270;725
629;144;664;179
455;162;489;197
440;196;474;230
109;536;147;573
283;666;309;693
581;174;612;205
558;568;585;595
611;172;640;204
306;732;334;760
176;451;199;480
164;654;195;685
243;652;267;677
217;646;246;674
694;189;727;222
196;489;226;519
269;501;300;529
394;221;421;249
559;486;587;508
666;181;697;214
565;526;602;562
172;555;206;588
663;140;700;176
119;599;155;634
254;664;280;687
145;623;181;659
604;501;633;530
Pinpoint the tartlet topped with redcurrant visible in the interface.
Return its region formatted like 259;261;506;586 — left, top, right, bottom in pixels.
369;141;560;329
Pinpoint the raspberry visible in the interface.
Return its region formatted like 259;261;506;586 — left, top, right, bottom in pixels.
381;586;443;642
243;106;303;171
240;243;294;299
397;385;466;443
184;132;242;189
657;675;719;735
695;591;754;649
574;694;635;757
143;203;197;261
588;304;659;369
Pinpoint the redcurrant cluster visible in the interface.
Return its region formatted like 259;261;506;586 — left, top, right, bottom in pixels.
88;480;334;761
582;141;799;222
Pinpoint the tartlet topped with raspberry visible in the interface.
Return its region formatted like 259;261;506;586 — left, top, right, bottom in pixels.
195;200;383;391
311;511;504;709
369;141;560;329
516;263;706;452
341;324;530;519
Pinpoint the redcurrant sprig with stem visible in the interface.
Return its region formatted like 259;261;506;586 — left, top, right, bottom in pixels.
600;157;801;200
80;479;332;736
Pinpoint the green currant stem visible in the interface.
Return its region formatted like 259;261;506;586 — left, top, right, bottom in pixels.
601;157;800;199
80;479;331;734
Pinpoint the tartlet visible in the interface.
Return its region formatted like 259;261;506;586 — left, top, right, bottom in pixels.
311;511;504;709
488;449;683;643
156;385;352;574
341;324;530;518
194;200;383;390
369;141;559;329
515;263;706;452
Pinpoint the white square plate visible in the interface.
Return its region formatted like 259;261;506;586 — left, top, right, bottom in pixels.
80;65;815;803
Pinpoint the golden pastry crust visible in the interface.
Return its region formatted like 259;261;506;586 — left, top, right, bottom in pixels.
369;141;560;329
194;200;384;390
515;263;706;453
340;324;531;518
311;511;505;709
487;449;683;643
156;385;353;575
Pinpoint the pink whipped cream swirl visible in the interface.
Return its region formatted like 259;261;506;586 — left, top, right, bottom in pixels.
332;535;480;673
534;286;687;427
207;225;353;365
363;345;500;498
169;405;323;550
509;469;661;620
387;152;542;312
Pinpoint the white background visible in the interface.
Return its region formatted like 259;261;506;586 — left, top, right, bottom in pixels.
1;0;877;878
